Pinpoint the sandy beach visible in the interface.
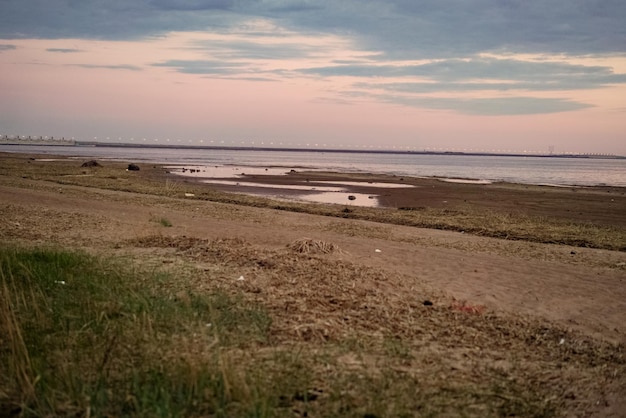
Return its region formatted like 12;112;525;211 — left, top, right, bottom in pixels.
1;152;625;416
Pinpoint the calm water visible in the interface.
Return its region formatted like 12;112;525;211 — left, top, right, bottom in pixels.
2;145;625;187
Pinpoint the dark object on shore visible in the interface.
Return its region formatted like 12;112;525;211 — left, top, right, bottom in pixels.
127;163;140;171
348;195;356;201
81;160;102;168
423;300;433;306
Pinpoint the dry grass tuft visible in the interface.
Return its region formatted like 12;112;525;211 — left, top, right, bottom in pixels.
288;238;341;254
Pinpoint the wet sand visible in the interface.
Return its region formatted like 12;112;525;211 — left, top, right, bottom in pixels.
176;167;626;228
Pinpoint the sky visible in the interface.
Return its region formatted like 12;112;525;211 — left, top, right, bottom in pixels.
1;1;626;155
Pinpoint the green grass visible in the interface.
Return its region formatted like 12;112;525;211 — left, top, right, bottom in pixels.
149;214;173;227
159;217;173;227
0;246;274;417
1;244;624;417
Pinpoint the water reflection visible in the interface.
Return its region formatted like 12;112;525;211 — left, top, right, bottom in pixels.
165;164;416;207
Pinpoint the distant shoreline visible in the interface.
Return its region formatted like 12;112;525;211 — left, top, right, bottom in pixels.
1;139;624;160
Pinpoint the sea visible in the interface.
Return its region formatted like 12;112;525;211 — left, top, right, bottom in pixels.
1;144;625;188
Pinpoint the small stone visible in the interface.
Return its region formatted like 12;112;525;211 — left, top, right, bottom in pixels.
423;300;433;306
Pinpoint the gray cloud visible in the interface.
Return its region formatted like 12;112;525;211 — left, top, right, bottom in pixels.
351;92;593;115
2;0;625;117
47;48;82;53
150;54;625;114
152;59;248;74
0;0;243;40
150;0;236;11
70;64;142;71
1;0;624;58
314;56;625;114
190;39;315;60
266;2;323;13
355;80;619;94
303;58;626;90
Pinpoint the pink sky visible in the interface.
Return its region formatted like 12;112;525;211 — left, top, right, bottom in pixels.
2;25;626;155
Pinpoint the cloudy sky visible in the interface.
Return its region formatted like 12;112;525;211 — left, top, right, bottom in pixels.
1;1;625;154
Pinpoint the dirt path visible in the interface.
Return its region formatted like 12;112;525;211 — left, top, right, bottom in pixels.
2;181;625;344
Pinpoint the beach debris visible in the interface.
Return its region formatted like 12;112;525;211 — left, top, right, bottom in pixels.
375;249;382;253
81;160;102;168
423;300;433;306
289;238;340;254
184;193;195;197
348;195;356;201
451;299;486;314
55;280;66;285
236;275;245;281
559;338;565;345
127;163;140;171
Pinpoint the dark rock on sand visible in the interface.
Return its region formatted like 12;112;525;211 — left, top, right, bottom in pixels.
127;163;140;171
81;160;102;168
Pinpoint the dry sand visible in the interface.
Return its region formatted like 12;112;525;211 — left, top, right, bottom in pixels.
1;152;626;415
1;154;624;344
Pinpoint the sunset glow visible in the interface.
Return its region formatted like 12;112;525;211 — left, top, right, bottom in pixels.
1;2;625;154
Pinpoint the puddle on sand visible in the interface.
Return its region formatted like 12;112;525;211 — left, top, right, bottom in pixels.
201;180;344;192
199;180;380;207
35;158;68;162
439;178;492;184
316;180;415;188
230;189;380;207
167;164;414;207
165;165;295;178
296;192;379;207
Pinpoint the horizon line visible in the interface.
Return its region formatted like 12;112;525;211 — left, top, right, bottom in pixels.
1;138;624;159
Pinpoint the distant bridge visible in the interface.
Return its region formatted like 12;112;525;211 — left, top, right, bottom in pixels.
0;135;75;146
1;134;623;159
